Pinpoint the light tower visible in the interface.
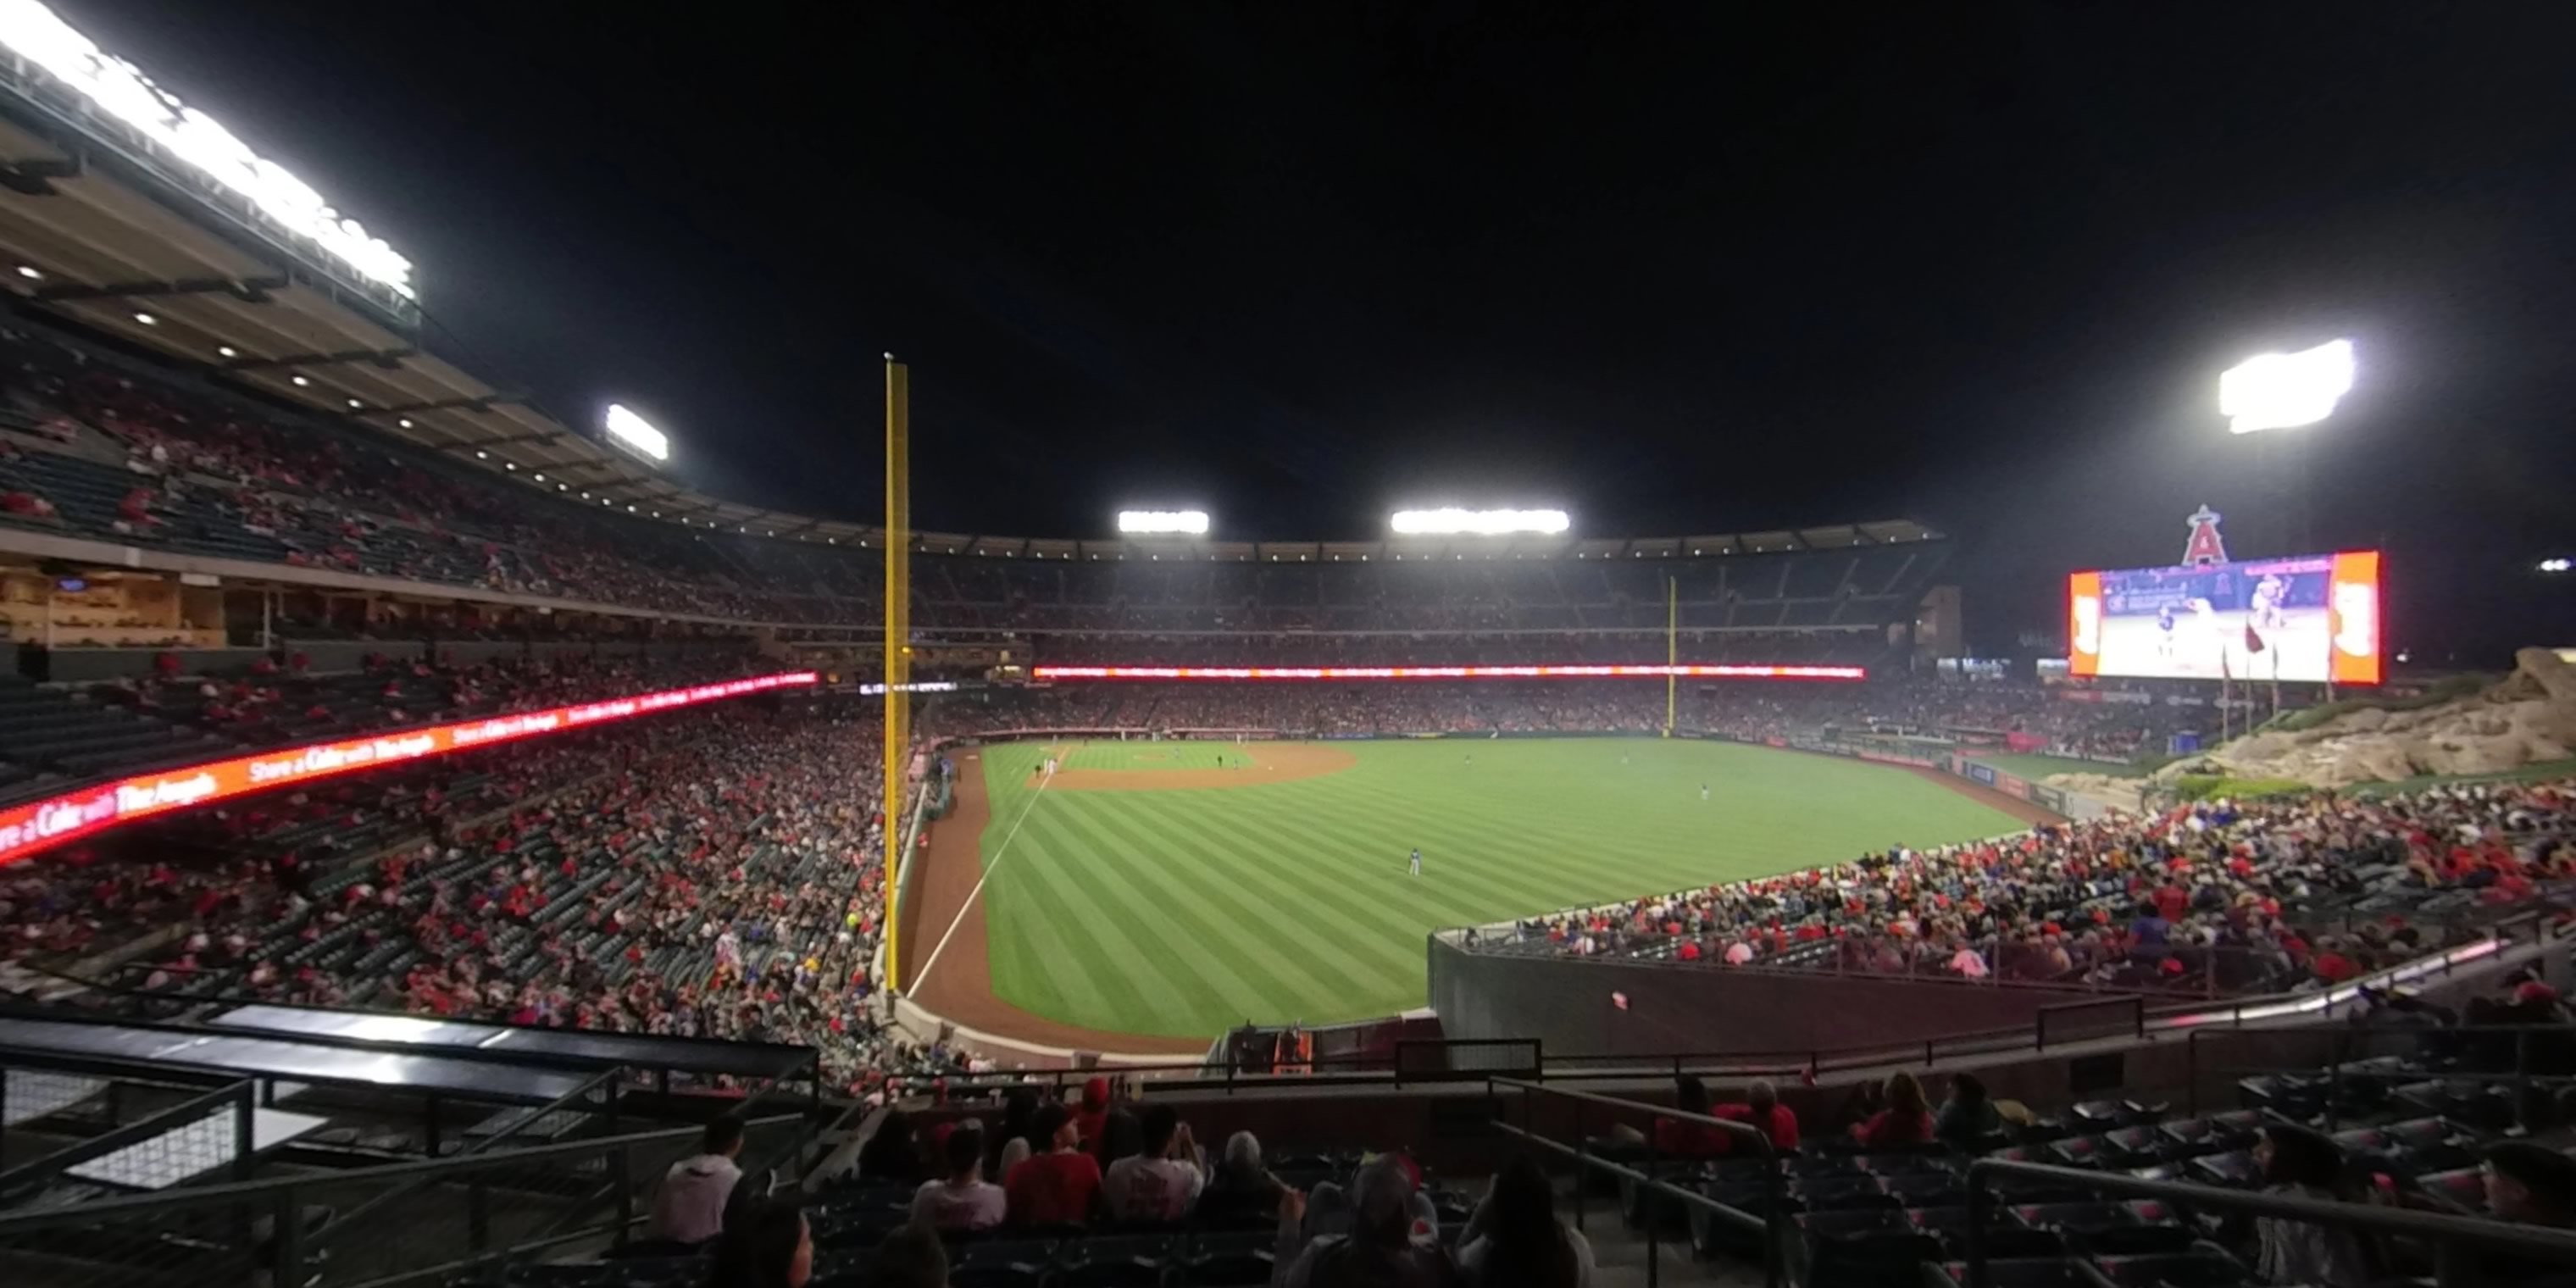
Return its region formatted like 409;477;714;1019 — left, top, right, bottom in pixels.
2219;338;2354;555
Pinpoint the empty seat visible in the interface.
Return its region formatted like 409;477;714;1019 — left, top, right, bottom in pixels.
1804;1229;1943;1288
2092;1250;2250;1288
1930;1258;2090;1288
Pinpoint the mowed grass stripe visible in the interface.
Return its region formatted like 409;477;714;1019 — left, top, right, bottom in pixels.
1246;793;1597;935
1103;791;1429;984
1219;780;1596;910
1273;774;1703;914
1192;766;1695;935
1041;802;1347;1024
1025;802;1284;1025
992;802;1241;1024
1309;752;2006;896
969;738;2029;1036
983;822;1156;1024
1067;796;1384;1007
972;757;1194;1024
1125;787;1473;960
1324;762;1820;852
976;802;1126;1022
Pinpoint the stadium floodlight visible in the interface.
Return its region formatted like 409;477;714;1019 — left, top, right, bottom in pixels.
602;403;670;463
14;264;38;280
131;311;155;325
1389;508;1570;536
1117;509;1210;535
2220;339;2356;434
2541;558;2573;575
0;3;416;299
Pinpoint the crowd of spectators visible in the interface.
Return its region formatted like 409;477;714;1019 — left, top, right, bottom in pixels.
1482;780;2576;998
87;646;762;749
0;688;980;1095
834;1083;1582;1288
934;678;2188;757
2;325;1946;649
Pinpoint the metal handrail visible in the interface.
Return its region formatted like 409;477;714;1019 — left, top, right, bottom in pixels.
2183;1019;2576;1128
0;1076;256;1194
0;996;820;1085
1488;1076;1785;1288
878;943;2511;1098
308;1065;625;1247
1963;1158;2576;1288
0;1113;799;1236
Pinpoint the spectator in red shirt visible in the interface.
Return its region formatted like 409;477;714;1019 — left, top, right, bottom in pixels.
1649;1075;1729;1157
1852;1072;1935;1147
2311;939;2362;985
1005;1102;1102;1225
1711;1080;1801;1152
2153;880;2189;924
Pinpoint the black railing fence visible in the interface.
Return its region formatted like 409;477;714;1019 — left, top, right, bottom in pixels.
1485;1075;1787;1288
0;1114;803;1288
2184;1021;2576;1130
1964;1158;2576;1288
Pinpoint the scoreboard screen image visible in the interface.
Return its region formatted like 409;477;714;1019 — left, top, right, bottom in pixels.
2068;551;2382;685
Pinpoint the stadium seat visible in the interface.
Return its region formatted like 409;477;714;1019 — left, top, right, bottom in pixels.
2091;1250;2251;1288
1802;1228;1944;1288
1929;1258;2090;1288
1172;1230;1275;1288
1058;1235;1176;1288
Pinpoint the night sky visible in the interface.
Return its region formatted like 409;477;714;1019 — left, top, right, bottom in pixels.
55;3;2576;659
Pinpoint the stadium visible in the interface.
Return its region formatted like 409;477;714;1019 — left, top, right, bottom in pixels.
2;8;2575;1288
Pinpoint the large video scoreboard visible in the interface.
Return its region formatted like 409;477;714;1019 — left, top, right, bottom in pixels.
2068;551;2382;685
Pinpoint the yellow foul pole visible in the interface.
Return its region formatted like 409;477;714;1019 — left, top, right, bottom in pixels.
1664;575;1677;736
881;357;911;990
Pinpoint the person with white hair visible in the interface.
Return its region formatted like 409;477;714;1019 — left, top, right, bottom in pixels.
1196;1130;1284;1224
1273;1155;1450;1288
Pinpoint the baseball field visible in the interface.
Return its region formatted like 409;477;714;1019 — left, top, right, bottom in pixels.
902;736;2051;1047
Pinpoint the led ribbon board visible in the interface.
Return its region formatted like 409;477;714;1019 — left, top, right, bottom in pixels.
1032;664;1865;680
0;671;819;868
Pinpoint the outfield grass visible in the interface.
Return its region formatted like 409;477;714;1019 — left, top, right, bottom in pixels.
1967;752;2149;780
972;737;2031;1037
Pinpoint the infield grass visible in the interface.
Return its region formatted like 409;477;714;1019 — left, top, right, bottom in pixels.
1059;741;1243;770
972;737;2029;1038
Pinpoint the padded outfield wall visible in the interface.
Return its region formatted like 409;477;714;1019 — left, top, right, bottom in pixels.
1424;932;2112;1059
1422;725;2131;1060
